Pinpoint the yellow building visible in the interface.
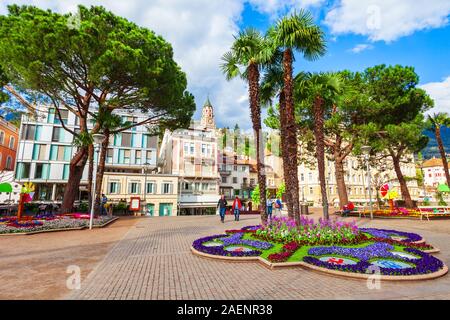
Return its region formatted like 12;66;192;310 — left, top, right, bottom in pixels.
102;172;179;216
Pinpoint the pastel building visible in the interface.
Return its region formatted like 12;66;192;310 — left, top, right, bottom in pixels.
14;106;164;206
422;157;450;187
158;98;220;215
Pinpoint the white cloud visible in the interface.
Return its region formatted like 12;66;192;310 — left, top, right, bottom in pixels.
0;0;254;128
325;0;450;42
420;77;450;115
248;0;325;18
349;43;373;53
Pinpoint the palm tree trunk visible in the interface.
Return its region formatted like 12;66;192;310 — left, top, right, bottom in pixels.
278;91;294;217
248;63;267;223
313;96;329;219
94;132;110;216
436;126;450;187
282;48;300;223
391;154;414;208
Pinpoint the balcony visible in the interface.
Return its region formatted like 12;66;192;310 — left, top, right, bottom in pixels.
219;169;231;176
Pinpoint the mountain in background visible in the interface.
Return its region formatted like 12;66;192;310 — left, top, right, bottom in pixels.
422;126;450;159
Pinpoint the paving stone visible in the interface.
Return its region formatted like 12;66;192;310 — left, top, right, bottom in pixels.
66;213;450;300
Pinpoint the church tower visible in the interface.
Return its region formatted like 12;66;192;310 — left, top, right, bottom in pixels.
200;96;215;129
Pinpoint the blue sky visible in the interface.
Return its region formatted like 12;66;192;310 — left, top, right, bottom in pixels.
1;0;450;129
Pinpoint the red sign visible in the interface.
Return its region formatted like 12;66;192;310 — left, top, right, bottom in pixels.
380;183;390;197
130;197;141;211
327;258;344;265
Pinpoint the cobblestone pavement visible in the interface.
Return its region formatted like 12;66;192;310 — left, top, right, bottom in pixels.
67;212;450;300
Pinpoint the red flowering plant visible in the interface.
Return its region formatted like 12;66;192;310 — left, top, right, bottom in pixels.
268;242;300;263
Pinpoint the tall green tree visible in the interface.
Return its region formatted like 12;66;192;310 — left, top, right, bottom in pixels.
0;5;195;212
322;71;374;208
363;65;433;208
267;10;326;222
221;28;271;223
425;112;450;187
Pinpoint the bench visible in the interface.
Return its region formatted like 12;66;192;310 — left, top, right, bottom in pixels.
417;206;450;221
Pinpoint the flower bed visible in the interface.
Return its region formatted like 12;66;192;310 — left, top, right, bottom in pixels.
360;228;422;242
191;217;446;280
0;215;116;234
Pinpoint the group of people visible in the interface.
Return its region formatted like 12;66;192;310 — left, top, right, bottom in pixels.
217;195;283;223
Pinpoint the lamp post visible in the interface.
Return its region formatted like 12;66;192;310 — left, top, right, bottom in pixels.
143;162;151;216
89;133;106;230
361;145;373;220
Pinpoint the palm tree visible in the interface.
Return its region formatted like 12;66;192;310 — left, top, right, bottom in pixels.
260;53;295;219
296;72;343;220
426;112;450;187
221;28;272;223
268;10;326;223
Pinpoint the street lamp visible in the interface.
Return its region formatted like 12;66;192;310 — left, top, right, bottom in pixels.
361;145;373;220
143;162;151;216
89;133;106;229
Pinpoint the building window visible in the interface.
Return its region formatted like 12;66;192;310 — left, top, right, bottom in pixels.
108;181;120;194
121;133;131;147
146;150;152;162
118;149;131;164
52;127;63;142
135;150;141;164
146;182;156;194
232;177;238;184
190;143;195;154
221;176;227;183
201;144;207;156
50;145;71;161
53;109;69;124
128;182;140;194
5;156;12;170
201;183;208;191
15;163;30;179
9;136;15;149
32;144;47;161
250;178;255;185
106;148;113;164
309;187;313;195
308;173;313;182
34;163;50;179
21;124;40;141
184;142;189;155
0;131;4;145
162;182;173;194
62;164;69;180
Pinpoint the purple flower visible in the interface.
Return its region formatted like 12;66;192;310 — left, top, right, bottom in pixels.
360;228;422;242
192;234;262;257
219;233;273;250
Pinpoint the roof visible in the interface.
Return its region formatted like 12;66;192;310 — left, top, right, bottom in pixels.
422;157;450;168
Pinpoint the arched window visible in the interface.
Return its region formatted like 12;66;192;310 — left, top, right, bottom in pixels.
9;136;15;149
6;156;12;170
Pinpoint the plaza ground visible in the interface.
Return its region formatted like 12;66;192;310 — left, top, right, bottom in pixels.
0;210;449;300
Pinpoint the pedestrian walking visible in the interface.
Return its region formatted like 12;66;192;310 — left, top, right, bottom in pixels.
217;195;228;223
101;194;108;216
275;197;283;216
232;196;243;222
266;198;273;220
